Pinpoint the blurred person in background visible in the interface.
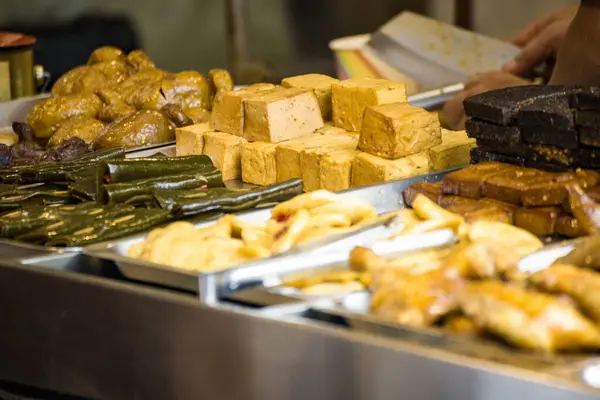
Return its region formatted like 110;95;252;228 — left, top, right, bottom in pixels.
443;5;577;130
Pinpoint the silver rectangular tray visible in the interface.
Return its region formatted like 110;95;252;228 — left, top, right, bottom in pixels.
84;169;457;299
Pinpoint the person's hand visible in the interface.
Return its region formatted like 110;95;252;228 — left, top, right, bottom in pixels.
502;6;578;76
442;71;531;130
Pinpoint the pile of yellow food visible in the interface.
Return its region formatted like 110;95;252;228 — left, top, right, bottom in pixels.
176;75;475;189
285;195;542;298
27;46;233;149
128;190;377;272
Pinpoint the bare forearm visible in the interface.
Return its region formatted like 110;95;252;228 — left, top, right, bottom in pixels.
551;2;600;85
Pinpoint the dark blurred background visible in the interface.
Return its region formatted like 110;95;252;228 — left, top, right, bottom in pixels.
0;0;577;85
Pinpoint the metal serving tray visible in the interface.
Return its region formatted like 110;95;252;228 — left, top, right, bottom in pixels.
242;241;600;392
84;169;458;299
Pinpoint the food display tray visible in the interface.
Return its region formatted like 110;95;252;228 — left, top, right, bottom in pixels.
84;168;459;300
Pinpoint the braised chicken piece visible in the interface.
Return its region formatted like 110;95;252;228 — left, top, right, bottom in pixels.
126;50;155;72
161;71;211;111
97;88;136;122
89;60;129;84
530;264;600;323
566;184;600;235
160;104;194;128
27;93;103;138
93;110;175;149
371;269;464;329
88;46;126;65
47;117;105;147
51;66;89;96
458;280;600;352
183;107;211;124
52;61;128;96
207;68;234;108
118;69;166;110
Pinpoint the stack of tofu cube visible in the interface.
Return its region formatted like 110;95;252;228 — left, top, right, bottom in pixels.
176;74;475;191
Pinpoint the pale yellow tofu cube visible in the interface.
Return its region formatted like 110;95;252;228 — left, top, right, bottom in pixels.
351;152;431;187
332;78;407;132
320;150;357;192
241;141;278;186
282;74;339;118
203;131;247;181
359;102;441;159
175;122;215;156
428;129;475;171
210;84;276;136
275;134;343;182
244;88;324;143
299;136;358;192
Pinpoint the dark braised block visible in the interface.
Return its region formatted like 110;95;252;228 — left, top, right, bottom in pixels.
576;110;600;129
516;97;575;130
464;85;582;126
580;127;600;148
523;158;573;172
465;118;521;144
520;126;578;149
527;145;575;166
570;87;600;110
470;148;525;167
476;139;528;157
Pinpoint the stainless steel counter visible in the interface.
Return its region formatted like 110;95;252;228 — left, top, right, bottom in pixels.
0;259;598;400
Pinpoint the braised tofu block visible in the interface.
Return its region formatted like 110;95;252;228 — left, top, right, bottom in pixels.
299;136;358;192
175;122;215;156
446;201;513;224
320;149;357;192
244;87;324;143
514;207;561;236
555;214;584;237
358;103;441;160
210;83;276;136
351;152;431;187
465;118;521;144
459;280;600;352
203;131;247;181
316;122;359;139
441;162;515;198
241;141;278;185
274;134;332;182
482;168;547;204
332;78;407;131
521;170;600;207
530;264;600;323
571;87;600;110
576;110;600;130
428;129;476;170
371;270;463;328
282;74;339;118
403;182;442;206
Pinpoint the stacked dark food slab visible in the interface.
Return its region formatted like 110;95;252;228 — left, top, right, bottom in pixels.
464;85;600;171
403;161;600;238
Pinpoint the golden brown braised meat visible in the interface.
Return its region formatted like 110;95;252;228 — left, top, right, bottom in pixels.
51;66;89;96
93;110;175;149
96;88;136;122
126;50;155;72
27;93;103;138
371;269;464;329
161;71;211;111
207;68;234;108
119;70;167;110
530;264;600;324
88;46;126;65
48;117;105;147
458;280;600;352
566;184;600;235
90;60;129;84
183;107;211;124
